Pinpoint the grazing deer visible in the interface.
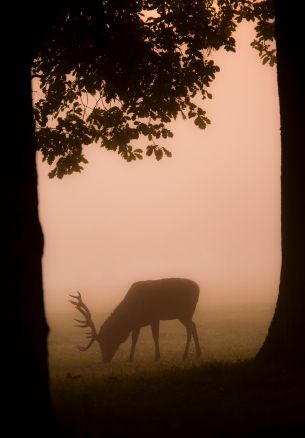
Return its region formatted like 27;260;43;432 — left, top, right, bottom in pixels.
69;278;202;363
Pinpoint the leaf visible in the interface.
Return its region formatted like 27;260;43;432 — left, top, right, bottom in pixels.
162;147;172;158
188;111;196;119
194;116;206;129
155;148;163;161
197;107;205;115
146;145;155;156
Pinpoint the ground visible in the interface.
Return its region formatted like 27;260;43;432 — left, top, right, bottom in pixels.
48;305;304;437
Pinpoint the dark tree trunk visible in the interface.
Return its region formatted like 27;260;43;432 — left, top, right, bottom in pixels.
3;3;66;434
257;1;305;365
3;61;57;434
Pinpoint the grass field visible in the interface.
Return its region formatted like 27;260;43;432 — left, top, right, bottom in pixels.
47;304;305;437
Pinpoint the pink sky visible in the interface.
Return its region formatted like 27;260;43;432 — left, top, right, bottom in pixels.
37;22;281;314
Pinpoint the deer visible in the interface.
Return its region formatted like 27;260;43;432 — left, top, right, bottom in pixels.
69;277;202;363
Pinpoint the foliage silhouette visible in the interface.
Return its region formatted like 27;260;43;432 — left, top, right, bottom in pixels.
32;0;275;178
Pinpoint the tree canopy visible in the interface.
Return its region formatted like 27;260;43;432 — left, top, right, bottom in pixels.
32;0;275;179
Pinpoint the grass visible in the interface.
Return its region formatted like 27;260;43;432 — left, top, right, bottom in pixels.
48;306;304;436
51;360;304;437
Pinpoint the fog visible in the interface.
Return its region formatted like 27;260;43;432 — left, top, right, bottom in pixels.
37;22;280;316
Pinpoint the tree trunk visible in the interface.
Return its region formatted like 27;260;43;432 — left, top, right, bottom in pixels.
3;3;70;433
4;60;57;435
257;1;305;365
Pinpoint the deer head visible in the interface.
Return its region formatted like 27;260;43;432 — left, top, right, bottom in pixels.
69;291;119;362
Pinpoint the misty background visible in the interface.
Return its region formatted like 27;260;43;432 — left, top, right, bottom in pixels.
37;22;280;319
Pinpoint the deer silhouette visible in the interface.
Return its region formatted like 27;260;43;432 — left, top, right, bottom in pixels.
70;278;202;363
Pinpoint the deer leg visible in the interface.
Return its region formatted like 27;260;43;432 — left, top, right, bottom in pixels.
151;321;160;361
129;327;140;362
180;319;192;360
191;321;202;358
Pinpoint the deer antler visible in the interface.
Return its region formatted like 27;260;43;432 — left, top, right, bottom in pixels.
69;291;97;351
